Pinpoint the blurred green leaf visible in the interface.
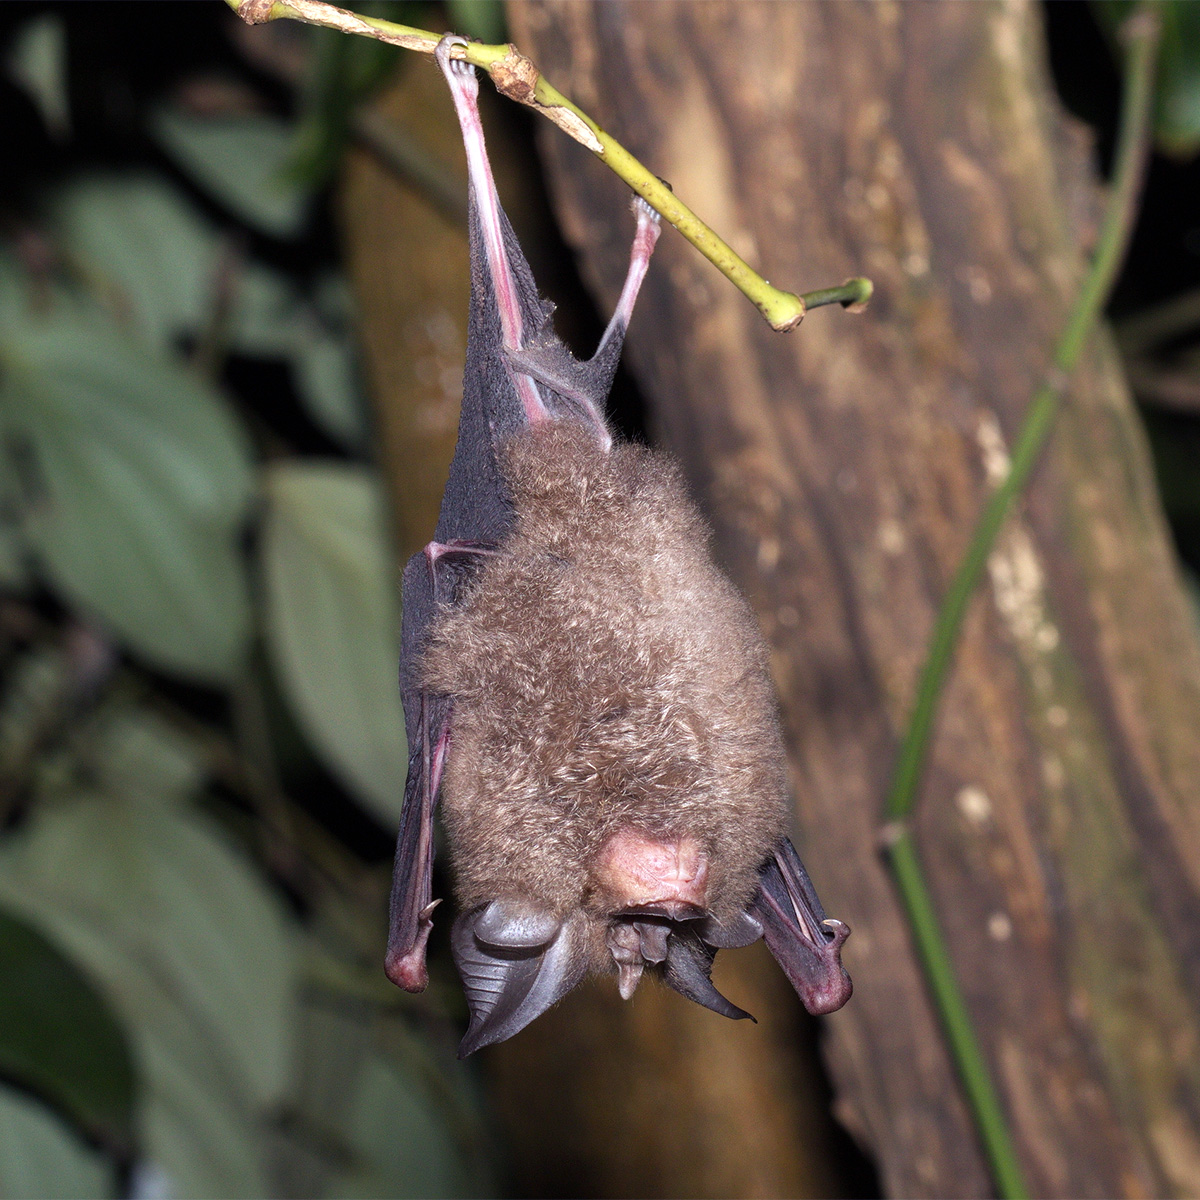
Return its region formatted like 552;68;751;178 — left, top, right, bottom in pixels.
85;706;207;807
271;977;490;1199
331;1053;483;1198
261;463;406;825
53;175;220;354
0;907;135;1155
5;14;70;140
445;0;507;45
0;784;297;1197
151;109;312;239
0;1084;113;1200
1157;0;1200;155
0;283;255;683
294;329;366;449
1094;0;1200;155
0;468;30;592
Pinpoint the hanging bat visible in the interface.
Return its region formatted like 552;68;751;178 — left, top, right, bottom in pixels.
385;35;851;1057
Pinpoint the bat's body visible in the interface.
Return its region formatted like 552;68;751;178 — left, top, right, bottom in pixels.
387;38;851;1056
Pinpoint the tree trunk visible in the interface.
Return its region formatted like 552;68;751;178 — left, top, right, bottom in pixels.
502;2;1200;1197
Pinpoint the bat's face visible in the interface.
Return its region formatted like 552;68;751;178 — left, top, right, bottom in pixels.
424;424;794;1049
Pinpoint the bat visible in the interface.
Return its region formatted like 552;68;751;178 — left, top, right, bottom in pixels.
385;34;851;1057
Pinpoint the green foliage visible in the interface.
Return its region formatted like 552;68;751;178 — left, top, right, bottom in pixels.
1094;0;1200;155
0;1086;113;1200
0;21;494;1190
0;908;135;1155
445;0;507;45
0;733;297;1194
262;462;407;824
151;109;313;239
0;13;495;1195
4;14;69;140
0;270;255;684
53;175;224;354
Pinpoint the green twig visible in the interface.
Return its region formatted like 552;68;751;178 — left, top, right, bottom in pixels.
881;8;1160;1199
224;0;870;331
885;828;1028;1199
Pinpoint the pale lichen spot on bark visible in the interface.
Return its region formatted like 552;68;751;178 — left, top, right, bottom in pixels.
989;525;1067;690
1042;754;1066;790
1149;1112;1200;1197
977;410;1012;485
956;784;993;826
959;264;994;305
877;519;906;557
988;911;1013;941
757;538;781;573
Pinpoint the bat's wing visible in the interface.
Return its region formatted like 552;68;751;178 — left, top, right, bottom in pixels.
452;903;589;1057
751;837;853;1015
386;36;660;1001
664;928;755;1022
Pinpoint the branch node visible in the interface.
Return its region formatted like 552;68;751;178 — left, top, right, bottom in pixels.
238;0;275;25
489;46;538;104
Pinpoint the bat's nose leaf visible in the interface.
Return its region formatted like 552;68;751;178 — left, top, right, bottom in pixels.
753;838;853;1016
452;908;587;1056
473;899;561;948
634;919;670;963
663;931;755;1023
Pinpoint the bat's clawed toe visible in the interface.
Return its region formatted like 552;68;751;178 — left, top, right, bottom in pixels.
435;35;476;84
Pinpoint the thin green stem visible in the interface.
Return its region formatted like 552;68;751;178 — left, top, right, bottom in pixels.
885;829;1028;1199
882;9;1160;1200
885;5;1159;824
223;0;869;331
800;277;874;313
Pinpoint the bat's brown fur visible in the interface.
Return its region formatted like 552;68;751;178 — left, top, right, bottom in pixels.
422;421;789;972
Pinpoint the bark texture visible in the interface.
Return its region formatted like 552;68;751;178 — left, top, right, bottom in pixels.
339;54;468;558
501;2;1200;1197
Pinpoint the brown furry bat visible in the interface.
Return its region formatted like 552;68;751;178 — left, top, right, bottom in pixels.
385;36;851;1056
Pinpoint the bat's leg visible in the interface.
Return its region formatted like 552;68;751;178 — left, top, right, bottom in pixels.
435;36;548;428
752;837;852;1015
505;199;662;425
594;197;662;363
385;538;497;993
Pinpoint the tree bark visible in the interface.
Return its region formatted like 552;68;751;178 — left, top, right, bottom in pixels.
504;2;1200;1197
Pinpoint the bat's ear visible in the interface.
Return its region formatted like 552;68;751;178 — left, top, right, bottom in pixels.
663;929;756;1022
451;902;589;1056
752;838;853;1015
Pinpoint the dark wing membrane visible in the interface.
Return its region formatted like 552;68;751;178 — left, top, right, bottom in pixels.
663;928;756;1022
434;191;555;548
385;551;451;992
452;909;588;1057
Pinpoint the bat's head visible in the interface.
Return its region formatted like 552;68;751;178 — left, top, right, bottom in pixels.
450;833;747;1056
449;823;850;1056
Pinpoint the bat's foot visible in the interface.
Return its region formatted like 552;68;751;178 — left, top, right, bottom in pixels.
631;196;661;227
435;34;478;93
